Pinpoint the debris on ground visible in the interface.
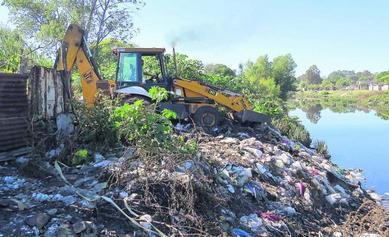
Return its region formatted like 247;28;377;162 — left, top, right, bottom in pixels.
0;123;387;236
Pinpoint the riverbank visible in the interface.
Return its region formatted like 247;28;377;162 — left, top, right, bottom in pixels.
289;90;389;120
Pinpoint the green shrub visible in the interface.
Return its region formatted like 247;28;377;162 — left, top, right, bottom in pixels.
71;148;92;165
113;100;174;151
272;116;312;146
73;94;119;149
313;140;330;159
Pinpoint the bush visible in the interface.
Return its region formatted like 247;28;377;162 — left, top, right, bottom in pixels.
73;93;119;150
71;148;92;165
113;100;175;152
313;140;331;159
72;87;196;159
272;116;312;146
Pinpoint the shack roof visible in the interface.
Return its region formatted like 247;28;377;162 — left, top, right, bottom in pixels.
113;48;166;55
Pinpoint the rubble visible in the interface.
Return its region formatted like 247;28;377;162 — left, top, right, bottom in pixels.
0;123;388;236
25;213;51;229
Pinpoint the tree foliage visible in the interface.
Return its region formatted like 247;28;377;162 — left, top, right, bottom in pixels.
205;63;236;78
165;53;205;79
3;0;143;57
0;26;52;72
93;38;133;80
376;71;389;84
271;54;297;98
0;27;23;72
244;54;296;99
301;65;322;85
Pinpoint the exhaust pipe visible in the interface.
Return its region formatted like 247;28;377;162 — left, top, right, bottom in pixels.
173;47;178;77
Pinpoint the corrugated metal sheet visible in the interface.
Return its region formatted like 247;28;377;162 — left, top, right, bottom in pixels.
0;73;28;151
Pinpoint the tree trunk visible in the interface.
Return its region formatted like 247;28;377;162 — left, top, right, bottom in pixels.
85;0;98;41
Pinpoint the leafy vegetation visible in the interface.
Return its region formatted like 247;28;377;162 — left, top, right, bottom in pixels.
71;148;92;165
72;87;196;164
272;116;311;147
0;26;51;72
313;140;330;159
3;0;143;56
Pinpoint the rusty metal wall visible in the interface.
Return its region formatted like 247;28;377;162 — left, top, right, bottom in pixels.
29;66;71;120
0;73;28;151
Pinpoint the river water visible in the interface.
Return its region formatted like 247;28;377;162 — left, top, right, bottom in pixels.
289;108;389;195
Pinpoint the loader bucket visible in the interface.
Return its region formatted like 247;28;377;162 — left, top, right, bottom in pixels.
235;110;271;124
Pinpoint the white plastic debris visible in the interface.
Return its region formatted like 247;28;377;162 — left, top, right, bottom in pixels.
332;231;342;237
243;147;263;159
283;206;297;216
368;191;382;202
229;166;252;187
93;160;112;168
227;184;235;193
334;185;346;194
239;214;263;233
176;160;194;172
119;191;129;198
46;144;64;159
32;193;77;206
1;176;25;191
325;193;342;205
94;153;105;162
278;153;292;165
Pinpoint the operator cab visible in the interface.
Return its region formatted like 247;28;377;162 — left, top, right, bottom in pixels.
113;48;171;91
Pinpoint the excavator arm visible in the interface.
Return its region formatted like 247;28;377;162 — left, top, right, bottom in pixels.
54;24;104;107
172;79;270;123
173;79;252;112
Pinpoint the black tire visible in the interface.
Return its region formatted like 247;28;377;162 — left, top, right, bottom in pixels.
123;95;151;105
193;106;221;128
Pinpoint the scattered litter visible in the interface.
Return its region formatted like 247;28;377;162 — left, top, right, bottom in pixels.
0;123;386;236
239;214;264;233
93;160;112;168
231;228;252;237
259;211;282;222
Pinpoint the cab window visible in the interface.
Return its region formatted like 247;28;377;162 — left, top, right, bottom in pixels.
142;55;163;82
117;53;138;82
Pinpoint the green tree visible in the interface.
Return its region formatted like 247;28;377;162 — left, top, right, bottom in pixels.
244;55;272;84
334;77;352;88
93;38;133;80
328;70;357;81
205;64;236;77
0;27;23;72
0;26;51;72
243;54;296;99
356;70;374;81
3;0;143;57
301;65;322;85
272;54;297;99
165;53;205;79
321;79;335;90
376;71;389;84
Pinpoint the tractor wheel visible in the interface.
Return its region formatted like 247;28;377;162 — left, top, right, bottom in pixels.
193;106;221;128
123;95;151;105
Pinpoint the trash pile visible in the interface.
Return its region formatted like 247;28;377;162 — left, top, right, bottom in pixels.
0;123;388;236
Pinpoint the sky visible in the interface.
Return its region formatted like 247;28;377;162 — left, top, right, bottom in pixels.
1;0;389;76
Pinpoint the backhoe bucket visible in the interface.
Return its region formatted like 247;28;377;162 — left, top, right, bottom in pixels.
235;110;271;124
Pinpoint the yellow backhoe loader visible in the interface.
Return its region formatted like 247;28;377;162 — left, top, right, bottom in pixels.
55;24;270;128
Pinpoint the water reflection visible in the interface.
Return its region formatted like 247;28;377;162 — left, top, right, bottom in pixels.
291;100;383;122
289;108;389;195
303;104;322;124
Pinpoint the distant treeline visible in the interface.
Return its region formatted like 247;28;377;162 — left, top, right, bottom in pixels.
298;65;389;90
